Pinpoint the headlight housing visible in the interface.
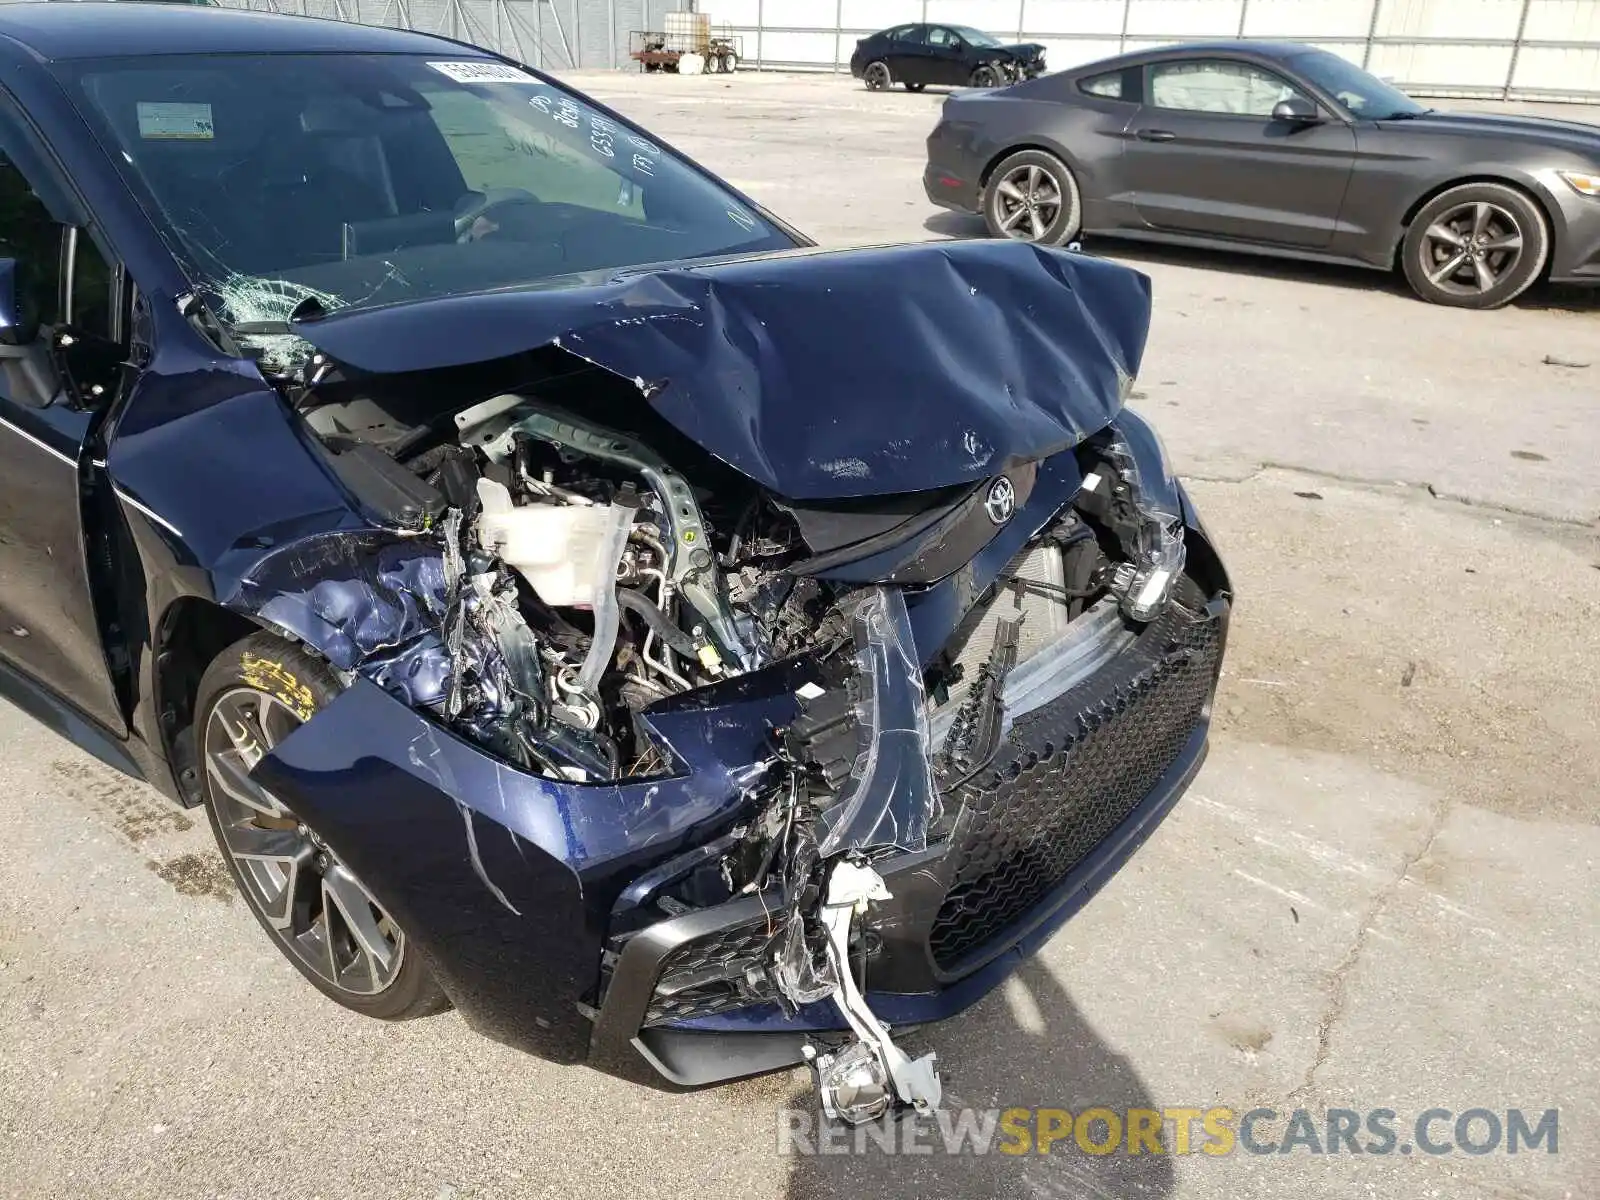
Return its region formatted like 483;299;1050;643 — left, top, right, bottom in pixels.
1092;410;1186;623
1558;170;1600;198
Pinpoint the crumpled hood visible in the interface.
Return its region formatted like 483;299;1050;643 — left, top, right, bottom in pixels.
294;240;1151;500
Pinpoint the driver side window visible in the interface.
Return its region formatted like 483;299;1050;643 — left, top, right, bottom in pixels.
926;27;959;48
1149;60;1305;117
0;154;63;333
0;150;115;341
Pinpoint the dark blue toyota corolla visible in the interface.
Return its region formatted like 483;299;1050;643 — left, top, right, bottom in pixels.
0;4;1230;1120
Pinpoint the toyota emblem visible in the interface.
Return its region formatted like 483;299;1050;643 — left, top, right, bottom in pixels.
984;476;1016;525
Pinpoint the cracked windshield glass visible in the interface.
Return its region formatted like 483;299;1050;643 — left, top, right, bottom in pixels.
63;53;792;367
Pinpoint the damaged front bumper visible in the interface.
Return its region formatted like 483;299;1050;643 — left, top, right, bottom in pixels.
249;488;1229;1091
592;553;1228;1091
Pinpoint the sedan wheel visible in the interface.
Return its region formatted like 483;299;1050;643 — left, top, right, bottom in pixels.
863;61;891;91
970;65;1000;88
982;150;1081;245
1401;183;1548;309
196;632;448;1020
206;686;405;995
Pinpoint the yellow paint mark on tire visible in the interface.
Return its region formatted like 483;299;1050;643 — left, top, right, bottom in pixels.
240;652;316;721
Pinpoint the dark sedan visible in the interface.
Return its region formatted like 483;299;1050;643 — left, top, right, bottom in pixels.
925;40;1600;307
851;23;1045;91
0;4;1229;1121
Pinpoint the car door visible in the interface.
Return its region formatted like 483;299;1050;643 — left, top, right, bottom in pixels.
887;26;933;85
0;108;128;734
923;27;970;86
1121;57;1357;248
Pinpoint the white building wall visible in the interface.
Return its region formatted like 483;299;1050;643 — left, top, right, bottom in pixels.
201;0;1600;98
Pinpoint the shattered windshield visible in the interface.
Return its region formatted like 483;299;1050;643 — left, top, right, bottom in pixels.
62;54;793;364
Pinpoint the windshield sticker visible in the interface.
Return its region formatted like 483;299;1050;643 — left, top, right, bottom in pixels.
526;92;663;180
137;102;214;140
427;60;533;84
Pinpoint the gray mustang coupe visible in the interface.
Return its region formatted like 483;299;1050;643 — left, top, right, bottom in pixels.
924;40;1600;308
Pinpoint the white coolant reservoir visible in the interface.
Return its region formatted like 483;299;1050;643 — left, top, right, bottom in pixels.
475;478;631;608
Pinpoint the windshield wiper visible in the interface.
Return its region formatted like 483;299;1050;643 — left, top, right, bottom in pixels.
1381;108;1434;120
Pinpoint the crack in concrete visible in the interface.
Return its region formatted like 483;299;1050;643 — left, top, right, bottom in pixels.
1287;795;1453;1106
1180;461;1599;529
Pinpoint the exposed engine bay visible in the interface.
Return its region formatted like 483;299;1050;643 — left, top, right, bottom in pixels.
311;384;843;783
255;347;1192;1122
287;360;1181;788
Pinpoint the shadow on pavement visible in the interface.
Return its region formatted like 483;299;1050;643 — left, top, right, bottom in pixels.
782;958;1177;1200
924;211;987;240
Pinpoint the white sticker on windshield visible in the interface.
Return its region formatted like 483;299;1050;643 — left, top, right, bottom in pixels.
136;102;214;140
427;60;533;84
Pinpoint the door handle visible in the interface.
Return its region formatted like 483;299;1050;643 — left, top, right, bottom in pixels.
1136;128;1177;142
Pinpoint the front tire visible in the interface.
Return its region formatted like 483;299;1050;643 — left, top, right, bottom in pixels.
1401;182;1548;309
863;61;891;91
982;149;1082;245
196;631;448;1021
970;65;1001;88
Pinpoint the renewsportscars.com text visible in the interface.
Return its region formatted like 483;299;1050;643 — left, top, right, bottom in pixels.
777;1106;1560;1158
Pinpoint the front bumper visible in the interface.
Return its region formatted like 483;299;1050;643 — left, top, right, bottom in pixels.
254;483;1229;1088
593;684;1215;1088
1547;178;1600;282
592;522;1230;1088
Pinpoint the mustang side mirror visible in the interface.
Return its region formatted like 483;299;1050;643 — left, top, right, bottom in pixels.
1271;96;1321;124
0;257;38;346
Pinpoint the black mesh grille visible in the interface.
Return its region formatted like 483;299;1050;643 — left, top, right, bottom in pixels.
642;920;778;1026
929;604;1221;969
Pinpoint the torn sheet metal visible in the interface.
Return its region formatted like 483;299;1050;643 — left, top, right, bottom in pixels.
815;586;939;858
226;528;449;673
291;240;1152;500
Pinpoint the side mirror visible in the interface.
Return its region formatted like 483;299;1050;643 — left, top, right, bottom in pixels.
1271;96;1321;124
0;258;36;346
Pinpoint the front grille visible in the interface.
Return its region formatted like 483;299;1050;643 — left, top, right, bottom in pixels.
928;600;1221;969
641;920;778;1026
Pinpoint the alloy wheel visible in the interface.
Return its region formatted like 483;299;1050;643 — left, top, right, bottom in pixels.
995;163;1062;241
1418;201;1525;298
864;62;890;90
203;686;404;996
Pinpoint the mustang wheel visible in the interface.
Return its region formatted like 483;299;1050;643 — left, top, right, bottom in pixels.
982;149;1081;245
863;61;890;91
1401;182;1548;309
969;64;1000;88
196;632;448;1020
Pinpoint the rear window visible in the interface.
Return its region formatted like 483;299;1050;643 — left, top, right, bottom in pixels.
1080;69;1130;100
